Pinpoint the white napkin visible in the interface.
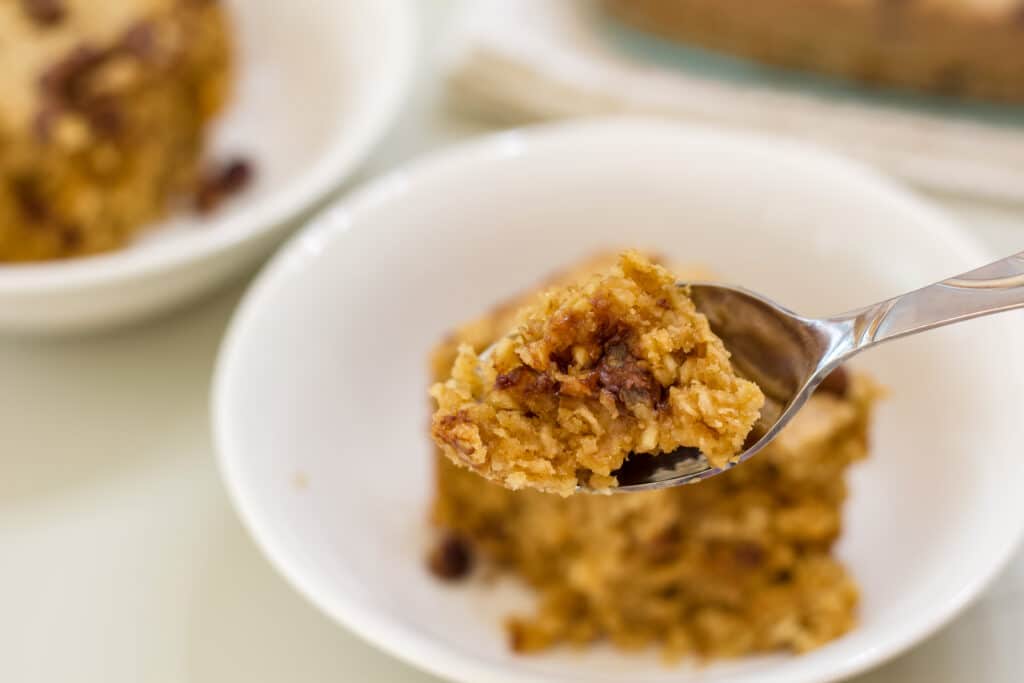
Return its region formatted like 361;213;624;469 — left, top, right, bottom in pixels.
446;0;1024;205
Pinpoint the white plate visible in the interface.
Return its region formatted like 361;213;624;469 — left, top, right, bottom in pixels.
0;0;416;335
213;119;1024;683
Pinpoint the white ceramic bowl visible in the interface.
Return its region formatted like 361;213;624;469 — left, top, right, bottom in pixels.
0;0;415;335
213;119;1024;683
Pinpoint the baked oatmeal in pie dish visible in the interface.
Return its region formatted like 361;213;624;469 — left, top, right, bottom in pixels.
430;252;765;496
427;252;882;660
0;0;238;262
605;0;1024;102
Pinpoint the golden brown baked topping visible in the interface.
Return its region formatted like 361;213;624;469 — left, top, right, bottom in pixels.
430;251;765;496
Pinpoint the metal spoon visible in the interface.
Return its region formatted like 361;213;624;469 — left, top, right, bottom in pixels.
480;250;1024;492
608;249;1024;491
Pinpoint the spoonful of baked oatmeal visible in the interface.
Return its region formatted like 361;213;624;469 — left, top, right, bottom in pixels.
431;249;1024;494
430;251;764;496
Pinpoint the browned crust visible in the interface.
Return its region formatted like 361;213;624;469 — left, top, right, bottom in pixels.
605;0;1024;102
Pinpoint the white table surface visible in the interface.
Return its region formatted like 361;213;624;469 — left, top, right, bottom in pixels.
4;4;1024;682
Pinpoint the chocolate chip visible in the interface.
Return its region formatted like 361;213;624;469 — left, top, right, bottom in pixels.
816;366;849;397
495;366;557;395
495;368;523;390
595;342;660;405
548;346;574;373
436;413;476;457
20;0;65;26
195;157;254;214
508;622;527;652
84;98;124;138
194;186;220;214
10;176;48;223
120;21;159;61
32;104;63;143
220;159;253;193
602;341;630;363
39;45;105;101
427;534;474;580
773;568;794;583
647;525;680;562
59;225;83;250
734;543;764;568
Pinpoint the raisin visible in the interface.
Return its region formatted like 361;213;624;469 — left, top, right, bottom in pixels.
816;366;849;397
120;21;159;61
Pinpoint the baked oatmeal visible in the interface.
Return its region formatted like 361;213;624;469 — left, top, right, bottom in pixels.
0;0;233;262
427;253;881;659
605;0;1024;102
430;252;765;496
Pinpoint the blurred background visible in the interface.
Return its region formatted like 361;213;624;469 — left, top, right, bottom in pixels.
3;1;1023;681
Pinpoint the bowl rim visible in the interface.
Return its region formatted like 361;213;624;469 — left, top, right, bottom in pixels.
213;116;1024;683
0;0;417;293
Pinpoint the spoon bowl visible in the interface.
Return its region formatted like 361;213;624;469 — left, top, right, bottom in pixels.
612;250;1024;490
611;283;849;489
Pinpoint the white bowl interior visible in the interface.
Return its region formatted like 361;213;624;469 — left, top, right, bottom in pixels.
216;121;1024;683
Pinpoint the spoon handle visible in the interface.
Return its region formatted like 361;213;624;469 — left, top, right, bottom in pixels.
832;251;1024;354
